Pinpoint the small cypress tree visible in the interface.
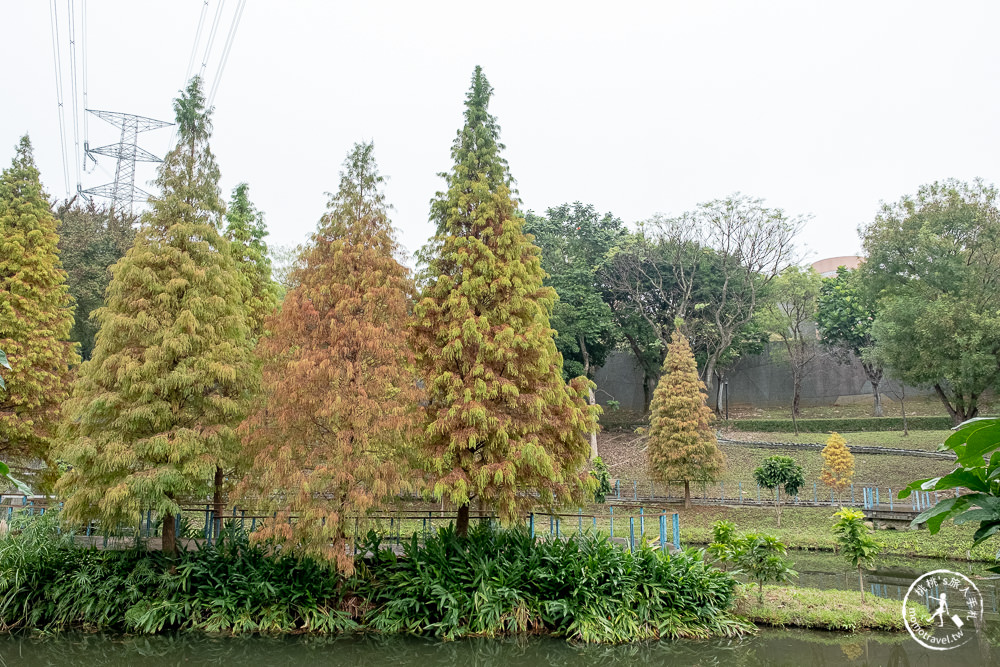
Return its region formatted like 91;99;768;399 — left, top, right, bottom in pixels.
819;432;854;492
58;78;256;554
412;67;598;536
0;136;79;466
645;326;724;509
239;143;420;572
224;182;278;339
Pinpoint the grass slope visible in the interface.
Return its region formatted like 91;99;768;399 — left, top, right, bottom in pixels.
735;585;928;631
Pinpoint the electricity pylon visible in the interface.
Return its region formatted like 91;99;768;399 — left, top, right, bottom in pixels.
83;109;172;218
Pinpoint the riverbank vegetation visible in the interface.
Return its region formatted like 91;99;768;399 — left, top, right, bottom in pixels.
734;585;926;631
0;516;751;642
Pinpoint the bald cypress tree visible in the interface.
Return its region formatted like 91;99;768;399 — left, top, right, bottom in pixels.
224;182;278;339
645;327;724;509
0;136;78;468
240;143;420;571
58;78;256;554
412;67;598;536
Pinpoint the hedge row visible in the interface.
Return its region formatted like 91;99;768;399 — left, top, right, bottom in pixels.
726;416;954;433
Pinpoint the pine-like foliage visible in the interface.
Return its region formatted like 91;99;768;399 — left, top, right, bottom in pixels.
411;67;598;534
239;143;420;572
224;182;278;339
819;432;854;491
57;78;256;553
645;327;724;507
0;136;79;465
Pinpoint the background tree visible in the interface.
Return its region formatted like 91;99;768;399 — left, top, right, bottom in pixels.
525;202;624;457
831;507;880;601
816;266;884;417
58;78;256;555
763;265;822;429
239;144;419;571
224;182;279;339
600;198;800;410
412;67;598;536
819;432;854;492
753;455;805;527
56;199;136;360
0;136;79;467
643;326;724;509
861;179;1000;425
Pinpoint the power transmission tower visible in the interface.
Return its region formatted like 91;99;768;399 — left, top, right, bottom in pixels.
83;109;172;218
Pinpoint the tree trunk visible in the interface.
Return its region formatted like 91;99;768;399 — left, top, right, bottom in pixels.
684;480;691;510
578;333;599;460
704;356;719;415
456;503;470;537
859;565;865;602
643;375;653;414
213;466;224;540
792;372;802;418
790;399;799;436
871;379;883;418
900;384;908;436
934;384;977;426
775;487;782;528
162;512;177;555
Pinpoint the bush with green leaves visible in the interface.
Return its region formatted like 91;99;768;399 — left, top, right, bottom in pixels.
731;532;797;602
753;455;805;527
901;418;1000;572
0;514;750;642
831;507;880;601
706;519;738;569
590;456;612;503
362;523;749;642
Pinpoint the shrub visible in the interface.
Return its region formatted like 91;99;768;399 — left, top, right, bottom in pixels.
361;523;749;642
729;417;952;433
731;532;797;602
590;457;612;503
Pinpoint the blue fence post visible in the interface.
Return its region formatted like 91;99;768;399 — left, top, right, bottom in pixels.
659;512;666;551
609;506;614;539
251;516;256;532
549;515;554;536
616;480;620;499
529;513;535;539
875;487;880;507
592;515;596;530
629;517;635;552
889;489;893;511
851;483;855;504
578;508;583;533
556;518;561;539
633;480;638;501
673;513;680;551
831;488;835;504
934;492;939;505
640;507;644;536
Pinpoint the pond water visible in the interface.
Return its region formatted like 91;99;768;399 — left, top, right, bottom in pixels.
2;630;999;666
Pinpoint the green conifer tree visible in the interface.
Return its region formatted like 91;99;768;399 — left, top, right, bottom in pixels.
224;183;278;338
412;67;598;536
0;136;79;466
645;326;724;508
58;78;256;554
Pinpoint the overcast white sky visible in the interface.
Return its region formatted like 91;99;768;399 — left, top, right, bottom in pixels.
5;1;1000;265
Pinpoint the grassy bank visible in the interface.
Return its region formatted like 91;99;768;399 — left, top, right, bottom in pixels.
735;585;927;631
676;506;995;561
720;429;952;452
0;514;751;643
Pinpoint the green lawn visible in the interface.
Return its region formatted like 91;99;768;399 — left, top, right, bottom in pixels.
734;584;927;631
721;429;952;452
726;393;964;420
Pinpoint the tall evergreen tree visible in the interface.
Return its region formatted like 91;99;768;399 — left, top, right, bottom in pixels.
240;143;420;572
412;67;598;536
224;183;278;338
56;199;136;360
0;136;79;466
644;326;724;509
58;78;256;554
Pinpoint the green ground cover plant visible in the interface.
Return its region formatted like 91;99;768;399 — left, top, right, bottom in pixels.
734;585;928;631
0;513;750;643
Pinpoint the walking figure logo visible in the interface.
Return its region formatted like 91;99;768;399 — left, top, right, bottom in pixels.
902;569;983;651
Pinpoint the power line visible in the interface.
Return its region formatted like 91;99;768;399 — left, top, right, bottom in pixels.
81;0;94;174
67;0;83;192
207;0;246;108
48;0;71;197
198;0;227;82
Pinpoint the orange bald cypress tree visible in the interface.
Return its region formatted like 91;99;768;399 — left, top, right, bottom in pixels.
239;143;420;572
412;67;598;536
645;326;724;509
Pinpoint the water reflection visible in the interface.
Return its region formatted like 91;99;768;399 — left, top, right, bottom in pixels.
1;630;998;667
